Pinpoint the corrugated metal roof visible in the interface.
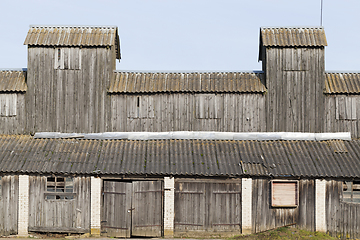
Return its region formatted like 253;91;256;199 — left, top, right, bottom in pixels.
108;72;266;93
325;73;360;94
260;27;327;47
1;135;360;178
0;70;27;92
24;25;120;59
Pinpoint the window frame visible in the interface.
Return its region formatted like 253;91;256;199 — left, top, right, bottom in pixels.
342;180;360;204
271;180;299;208
45;176;76;201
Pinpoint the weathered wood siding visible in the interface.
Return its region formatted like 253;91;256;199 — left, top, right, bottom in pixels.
324;95;360;138
252;178;315;233
0;94;26;134
0;175;18;236
28;176;91;233
325;180;360;239
26;46;116;133
265;47;325;132
174;179;241;237
110;93;265;132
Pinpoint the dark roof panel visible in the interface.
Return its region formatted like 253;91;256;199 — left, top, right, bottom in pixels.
0;135;360;178
108;72;266;93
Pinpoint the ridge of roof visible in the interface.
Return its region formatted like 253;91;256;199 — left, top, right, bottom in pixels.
113;70;264;74
261;26;324;29
29;25;117;29
326;71;360;74
0;68;27;72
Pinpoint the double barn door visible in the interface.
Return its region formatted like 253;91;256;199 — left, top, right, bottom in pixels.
102;181;163;238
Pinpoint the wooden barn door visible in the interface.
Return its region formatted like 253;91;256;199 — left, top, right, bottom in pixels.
132;181;163;237
102;181;132;238
175;180;241;236
102;180;163;238
210;183;241;232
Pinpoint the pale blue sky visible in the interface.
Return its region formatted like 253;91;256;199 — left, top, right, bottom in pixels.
0;0;359;71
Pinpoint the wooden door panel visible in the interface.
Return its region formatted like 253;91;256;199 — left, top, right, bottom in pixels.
131;181;163;237
102;181;132;238
210;183;241;232
174;182;206;231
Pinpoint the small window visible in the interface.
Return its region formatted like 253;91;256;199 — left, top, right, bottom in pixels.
336;97;357;120
54;48;81;70
195;94;222;119
45;176;75;200
0;94;17;117
271;180;298;207
343;181;360;203
128;96;154;119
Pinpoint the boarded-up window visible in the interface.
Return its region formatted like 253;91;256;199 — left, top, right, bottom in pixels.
0;94;17;117
45;176;75;200
336;96;357;120
271;180;298;207
283;48;309;71
343;181;360;203
128;96;154;119
54;47;81;70
195;94;222;119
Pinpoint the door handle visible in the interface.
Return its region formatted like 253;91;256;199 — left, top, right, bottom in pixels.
127;208;135;213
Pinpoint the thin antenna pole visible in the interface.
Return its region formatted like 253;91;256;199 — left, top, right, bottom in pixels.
320;0;323;26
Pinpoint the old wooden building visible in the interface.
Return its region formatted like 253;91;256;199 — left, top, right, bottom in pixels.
2;26;360;137
0;133;358;238
0;25;359;239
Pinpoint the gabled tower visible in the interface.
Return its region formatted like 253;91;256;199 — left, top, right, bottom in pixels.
259;27;327;132
24;25;120;133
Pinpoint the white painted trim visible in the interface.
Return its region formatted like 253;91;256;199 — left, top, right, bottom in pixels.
18;175;29;236
315;179;326;232
242;178;252;234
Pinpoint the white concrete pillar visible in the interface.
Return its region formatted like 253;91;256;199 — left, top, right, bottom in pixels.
164;177;175;237
242;178;252;234
90;176;101;235
18;175;29;236
315;179;326;232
